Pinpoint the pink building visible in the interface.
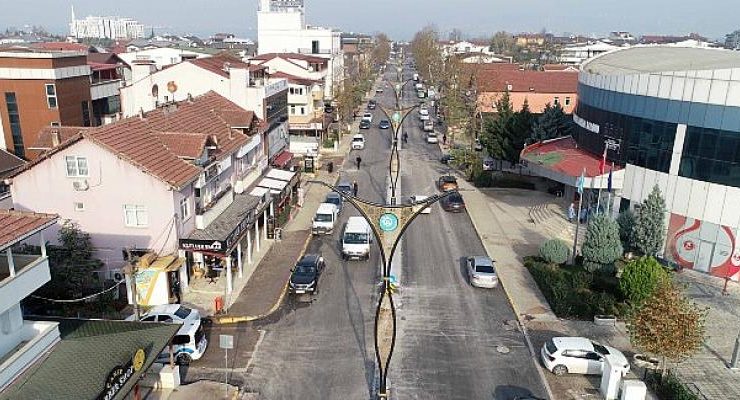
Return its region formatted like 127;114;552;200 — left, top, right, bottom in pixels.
475;68;579;114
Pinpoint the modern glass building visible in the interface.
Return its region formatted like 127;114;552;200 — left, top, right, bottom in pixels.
575;46;740;279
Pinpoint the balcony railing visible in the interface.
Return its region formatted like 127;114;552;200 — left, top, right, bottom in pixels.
90;79;123;101
196;184;233;215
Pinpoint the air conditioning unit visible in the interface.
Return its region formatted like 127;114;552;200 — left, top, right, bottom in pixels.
108;268;125;282
72;179;89;191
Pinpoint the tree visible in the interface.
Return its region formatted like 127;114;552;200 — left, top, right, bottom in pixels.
508;100;534;162
490;31;516;54
44;221;104;299
539;239;571;265
370;33;391;67
481;91;514;161
581;214;623;272
617;210;637;252
619;257;670;306
634;185;667;256
626;280;707;373
530;102;573;142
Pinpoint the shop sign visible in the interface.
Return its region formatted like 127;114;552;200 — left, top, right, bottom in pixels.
224;210;256;250
96;349;146;400
179;239;228;254
573;113;600;134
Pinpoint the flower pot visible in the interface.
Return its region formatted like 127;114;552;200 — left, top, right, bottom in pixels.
633;353;660;369
593;314;617;326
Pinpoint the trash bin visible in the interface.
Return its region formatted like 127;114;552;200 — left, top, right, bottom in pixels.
214;296;224;314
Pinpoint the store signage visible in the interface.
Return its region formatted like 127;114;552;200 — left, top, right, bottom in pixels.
573;114;600;134
96;349;145;400
179;239;228;254
224;210;257;250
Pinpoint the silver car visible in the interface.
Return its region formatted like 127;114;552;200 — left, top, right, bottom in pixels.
466;256;498;288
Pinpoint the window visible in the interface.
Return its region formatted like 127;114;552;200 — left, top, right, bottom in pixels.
124;205;148;227
51;121;60;127
74;202;85;211
289;87;295;95
311;40;320;54
300;107;305;115
554;96;560;105
290;105;296;115
81;101;91;127
64;155;89;177
565;97;571;106
180;197;190;221
4;92;24;158
45;84;57;108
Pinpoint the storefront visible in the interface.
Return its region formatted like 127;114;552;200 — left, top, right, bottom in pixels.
126;253;186;306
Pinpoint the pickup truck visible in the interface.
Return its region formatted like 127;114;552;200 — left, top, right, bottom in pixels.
289;254;325;295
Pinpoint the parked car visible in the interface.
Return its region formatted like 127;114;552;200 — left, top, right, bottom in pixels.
440;153;455;165
375;87;384;94
324;104;334;114
359;120;371;129
426;131;439;144
419;108;430;121
289;254;326;295
362;112;373;123
466;256;498;288
368;100;377;110
408;195;432;214
482;157;495;171
325;192;343;213
440;192;465;212
474;138;483;151
437;175;458;191
379;120;391;129
126;304;201;323
540;337;631;376
352;134;366;150
336;180;353;196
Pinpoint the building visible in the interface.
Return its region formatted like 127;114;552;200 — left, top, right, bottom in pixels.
725;30;740;50
514;33;552;48
0;150;25;208
117;47;207;70
341;32;373;78
574;46;740;279
256;0;343;99
475;67;579;114
558;41;620;65
440;40;494;57
69;7;145;40
9;92;300;300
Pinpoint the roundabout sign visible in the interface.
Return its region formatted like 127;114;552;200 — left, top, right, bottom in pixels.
378;213;399;232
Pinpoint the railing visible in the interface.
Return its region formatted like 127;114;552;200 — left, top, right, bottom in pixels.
196;184;232;215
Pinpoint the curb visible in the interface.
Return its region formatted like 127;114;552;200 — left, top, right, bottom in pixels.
465;188;557;400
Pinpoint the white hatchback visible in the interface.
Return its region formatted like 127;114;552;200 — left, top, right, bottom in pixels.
426;132;438;144
541;337;631;376
352;134;365;150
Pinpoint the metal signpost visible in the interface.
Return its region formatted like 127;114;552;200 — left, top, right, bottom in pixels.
219;334;234;399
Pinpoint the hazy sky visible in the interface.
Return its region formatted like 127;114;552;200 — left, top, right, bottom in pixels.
0;0;735;41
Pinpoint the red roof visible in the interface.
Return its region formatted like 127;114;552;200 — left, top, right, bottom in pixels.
188;54;259;78
521;136;622;178
31;42;91;52
155;132;208;159
476;69;578;93
271;150;293;168
32;127;91;150
542;64;578;72
0;210;58;250
270;71;319;86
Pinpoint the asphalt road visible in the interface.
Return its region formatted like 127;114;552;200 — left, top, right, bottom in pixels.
243;62;548;399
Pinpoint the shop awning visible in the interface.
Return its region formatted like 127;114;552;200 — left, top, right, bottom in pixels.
265;168;296;182
271;150;293;168
249;186;270;197
258;177;288;192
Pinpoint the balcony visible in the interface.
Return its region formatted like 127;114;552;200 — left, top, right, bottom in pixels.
0;319;60;389
195;187;234;230
0;251;51;314
90;79;123;101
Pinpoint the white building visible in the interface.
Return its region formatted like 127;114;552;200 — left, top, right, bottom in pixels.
559;41;621;65
117;47;208;70
257;0;343;99
69;7;145;40
0;211;60;390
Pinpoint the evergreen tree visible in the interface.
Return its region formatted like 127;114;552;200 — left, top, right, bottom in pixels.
581;214;623;272
507;100;534;162
617;210;637;252
531;102;573;141
43;221;104;299
634;185;667;256
481;91;514;161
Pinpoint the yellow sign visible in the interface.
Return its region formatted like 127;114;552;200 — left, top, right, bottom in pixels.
133;348;146;372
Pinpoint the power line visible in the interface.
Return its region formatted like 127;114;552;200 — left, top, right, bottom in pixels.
30;279;124;303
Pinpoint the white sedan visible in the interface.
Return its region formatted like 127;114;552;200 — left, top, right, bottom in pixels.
426;132;439;144
351;134;365;150
541;337;631;376
409;195;432;214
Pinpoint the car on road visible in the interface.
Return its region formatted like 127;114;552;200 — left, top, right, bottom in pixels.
289;254;326;295
362;112;373;123
440;153;455;165
466;256;498;288
378;120;391;129
437;175;458;191
324;192;343;213
419;108;430;121
440;192;465;212
426;131;439;144
408;195;432;214
127;304;201;323
368;100;377;110
352;134;366;150
540;337;631;376
375;87;384;94
423;119;434;132
324;104;334;114
336;180;353;196
359;120;371;129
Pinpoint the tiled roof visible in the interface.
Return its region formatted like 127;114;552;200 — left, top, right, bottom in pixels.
31;126;90;150
542;64;579;71
154;132;208;159
19;92;255;189
270;71;319;86
214;109;256;128
0;210;58;250
0;149;25;178
31;41;91;52
188;53;263;78
251;52;327;64
476;69;578;93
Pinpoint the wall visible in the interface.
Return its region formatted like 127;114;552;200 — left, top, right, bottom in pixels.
478;91;577;114
117;48;207;70
10;139;180;268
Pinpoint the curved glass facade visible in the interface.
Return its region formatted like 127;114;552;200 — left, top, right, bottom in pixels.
680;127;740;187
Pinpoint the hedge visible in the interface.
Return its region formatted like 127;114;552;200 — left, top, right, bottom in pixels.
645;370;698;400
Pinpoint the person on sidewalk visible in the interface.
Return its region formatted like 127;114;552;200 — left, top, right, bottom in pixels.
403;132;408;143
567;203;575;223
442;134;447;145
356;156;362;170
352;180;358;197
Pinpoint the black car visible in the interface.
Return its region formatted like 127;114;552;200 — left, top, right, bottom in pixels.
368;100;377;110
324;104;334;114
325;192;343;213
378;120;391;129
336;181;353;196
440;153;455;164
440;192;465;212
359;120;371;129
289;254;325;295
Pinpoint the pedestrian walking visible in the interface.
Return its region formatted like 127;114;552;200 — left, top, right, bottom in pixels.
567;203;575;223
356;156;362;170
172;278;181;304
442;134;447;145
352;180;358;197
403;132;408;143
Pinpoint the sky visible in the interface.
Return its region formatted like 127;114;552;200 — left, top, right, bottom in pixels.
0;0;736;41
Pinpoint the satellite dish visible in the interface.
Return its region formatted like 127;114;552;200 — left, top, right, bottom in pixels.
167;81;177;93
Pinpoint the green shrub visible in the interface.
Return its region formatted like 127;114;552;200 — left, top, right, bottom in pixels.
582;214;623;273
322;137;335;148
588;291;618;316
619;256;670;307
539;239;571;265
593;272;622;299
493;177;535;189
645;370;698;400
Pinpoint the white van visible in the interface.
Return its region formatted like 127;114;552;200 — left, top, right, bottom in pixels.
312;203;339;235
160;319;208;365
342;216;372;260
419;108;429;121
413;73;419;81
423;119;434;132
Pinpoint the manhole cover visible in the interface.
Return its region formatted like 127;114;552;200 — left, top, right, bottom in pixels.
496;345;510;354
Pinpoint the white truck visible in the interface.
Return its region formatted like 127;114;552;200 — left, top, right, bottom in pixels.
312;203;339;235
342;216;372;260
